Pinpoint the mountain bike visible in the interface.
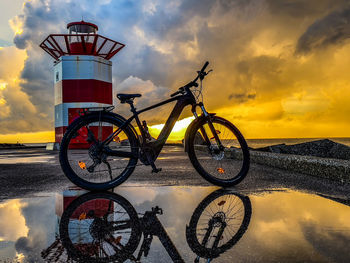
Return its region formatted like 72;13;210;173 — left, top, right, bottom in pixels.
59;61;250;190
57;189;252;262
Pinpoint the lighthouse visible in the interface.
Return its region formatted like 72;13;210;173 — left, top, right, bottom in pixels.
40;21;125;148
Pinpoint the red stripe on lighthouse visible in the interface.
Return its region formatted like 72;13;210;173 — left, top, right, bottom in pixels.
58;79;112;104
55;126;113;148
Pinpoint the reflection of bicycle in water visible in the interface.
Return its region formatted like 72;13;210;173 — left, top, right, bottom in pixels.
186;190;251;262
58;189;251;262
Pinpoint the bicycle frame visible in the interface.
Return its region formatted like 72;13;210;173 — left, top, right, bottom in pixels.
102;90;198;159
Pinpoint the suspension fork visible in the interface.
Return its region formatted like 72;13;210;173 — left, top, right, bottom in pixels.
192;103;223;150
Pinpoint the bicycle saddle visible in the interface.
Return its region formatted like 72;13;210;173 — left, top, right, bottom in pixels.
117;93;142;103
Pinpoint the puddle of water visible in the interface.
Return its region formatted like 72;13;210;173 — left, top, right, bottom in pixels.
0;186;349;262
0;149;56;164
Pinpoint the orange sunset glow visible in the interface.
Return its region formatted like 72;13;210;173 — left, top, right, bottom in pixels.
1;0;350;143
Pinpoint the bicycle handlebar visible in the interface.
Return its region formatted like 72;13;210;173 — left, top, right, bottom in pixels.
170;61;210;97
201;61;209;74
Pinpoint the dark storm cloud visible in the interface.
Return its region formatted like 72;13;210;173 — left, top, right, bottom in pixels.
13;0;62;50
266;0;347;18
15;236;44;263
296;3;350;54
228;93;256;103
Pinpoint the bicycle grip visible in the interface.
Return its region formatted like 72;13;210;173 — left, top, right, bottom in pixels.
200;61;209;72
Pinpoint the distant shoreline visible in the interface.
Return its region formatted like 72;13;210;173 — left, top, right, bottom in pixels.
0;143;45;149
1;137;350;149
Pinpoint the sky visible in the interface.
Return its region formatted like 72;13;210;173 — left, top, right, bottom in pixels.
0;0;350;143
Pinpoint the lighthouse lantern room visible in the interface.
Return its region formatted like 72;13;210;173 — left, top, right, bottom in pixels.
40;21;125;147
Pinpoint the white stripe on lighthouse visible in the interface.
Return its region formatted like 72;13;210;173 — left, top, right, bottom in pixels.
54;55;112;84
55;102;112;127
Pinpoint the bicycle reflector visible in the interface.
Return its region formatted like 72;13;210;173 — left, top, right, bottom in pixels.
79;161;86;170
218;200;226;206
114;236;122;244
79;212;87;220
217;167;225;174
210;130;221;140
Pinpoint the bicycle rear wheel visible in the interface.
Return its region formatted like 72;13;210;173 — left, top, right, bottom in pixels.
187;116;249;186
59;112;139;190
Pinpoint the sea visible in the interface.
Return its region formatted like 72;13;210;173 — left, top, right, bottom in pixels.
23;138;350;149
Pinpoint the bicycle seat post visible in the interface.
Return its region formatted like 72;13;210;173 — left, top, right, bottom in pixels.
127;99;137;114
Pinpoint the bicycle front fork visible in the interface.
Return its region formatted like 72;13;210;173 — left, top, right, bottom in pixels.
192;103;224;150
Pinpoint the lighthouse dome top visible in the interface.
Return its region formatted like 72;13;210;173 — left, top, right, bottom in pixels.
40;21;125;61
67;21;98;32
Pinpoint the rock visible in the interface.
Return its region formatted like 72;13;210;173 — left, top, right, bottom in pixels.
249;150;350;183
251;144;286;153
329;143;350;160
254;139;350;160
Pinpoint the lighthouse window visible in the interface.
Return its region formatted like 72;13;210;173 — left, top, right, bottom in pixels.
69;25;96;34
69;24;96;44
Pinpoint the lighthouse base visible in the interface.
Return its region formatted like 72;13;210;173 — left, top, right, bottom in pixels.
46;142;60;151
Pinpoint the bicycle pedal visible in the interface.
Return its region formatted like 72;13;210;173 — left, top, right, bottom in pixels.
151;167;162;173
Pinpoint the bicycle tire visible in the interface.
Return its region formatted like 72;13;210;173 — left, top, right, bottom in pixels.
187;116;250;186
59;112;139;190
186;189;251;259
59;191;142;262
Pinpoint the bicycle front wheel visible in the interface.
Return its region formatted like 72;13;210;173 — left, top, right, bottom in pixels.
187;116;249;186
59;112;139;190
186;189;251;259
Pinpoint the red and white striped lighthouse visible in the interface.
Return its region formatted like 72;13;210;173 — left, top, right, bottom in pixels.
40;21;125;147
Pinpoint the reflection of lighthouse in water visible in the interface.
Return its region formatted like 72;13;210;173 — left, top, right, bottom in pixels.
40;21;125;148
42;187;114;262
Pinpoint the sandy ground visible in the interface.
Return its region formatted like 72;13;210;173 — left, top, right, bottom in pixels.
1;146;350;201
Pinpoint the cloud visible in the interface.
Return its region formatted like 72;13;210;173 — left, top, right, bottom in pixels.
301;222;350;262
1;0;350;138
115;76;171;122
0;200;28;242
14;197;56;263
296;3;350;54
0;46;51;134
228;93;256;103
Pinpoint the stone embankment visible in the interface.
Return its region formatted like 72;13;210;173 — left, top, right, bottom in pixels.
250;139;350;183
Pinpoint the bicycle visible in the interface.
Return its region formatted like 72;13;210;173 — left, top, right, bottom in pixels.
57;189;252;262
59;61;250;190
